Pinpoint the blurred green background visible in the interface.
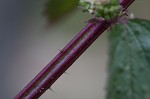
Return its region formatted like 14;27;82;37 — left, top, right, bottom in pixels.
0;0;150;99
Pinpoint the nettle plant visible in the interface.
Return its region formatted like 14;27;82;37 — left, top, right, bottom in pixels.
15;0;150;99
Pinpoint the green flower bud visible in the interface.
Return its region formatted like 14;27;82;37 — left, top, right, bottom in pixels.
79;0;122;20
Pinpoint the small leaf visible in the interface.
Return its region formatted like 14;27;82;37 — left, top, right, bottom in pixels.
107;18;150;99
45;0;79;23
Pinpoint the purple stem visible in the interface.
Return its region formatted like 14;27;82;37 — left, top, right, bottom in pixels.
14;0;135;98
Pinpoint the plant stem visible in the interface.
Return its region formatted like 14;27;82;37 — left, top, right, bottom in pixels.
120;0;135;9
15;0;134;98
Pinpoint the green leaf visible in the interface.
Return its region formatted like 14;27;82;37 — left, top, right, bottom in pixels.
107;18;150;99
45;0;79;23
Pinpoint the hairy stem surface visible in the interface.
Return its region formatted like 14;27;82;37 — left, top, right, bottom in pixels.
15;0;134;98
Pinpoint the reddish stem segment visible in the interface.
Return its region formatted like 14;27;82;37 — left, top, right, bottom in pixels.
120;0;135;9
15;0;134;98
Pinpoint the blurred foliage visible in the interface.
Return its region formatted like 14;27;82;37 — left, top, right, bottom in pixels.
108;18;150;99
45;0;79;23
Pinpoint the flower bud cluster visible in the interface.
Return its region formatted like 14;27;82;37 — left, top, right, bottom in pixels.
80;0;122;20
